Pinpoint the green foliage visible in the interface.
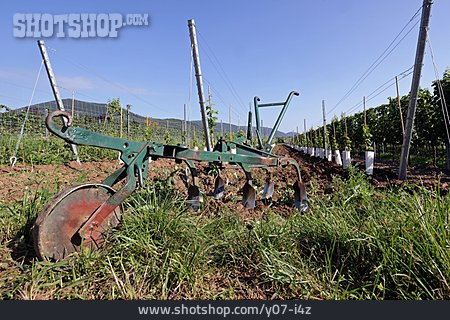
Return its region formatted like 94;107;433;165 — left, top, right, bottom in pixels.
363;124;373;151
206;90;218;144
145;127;152;141
344;134;352;151
224;132;235;141
106;98;121;122
330;118;339;150
164;128;174;145
276;137;285;144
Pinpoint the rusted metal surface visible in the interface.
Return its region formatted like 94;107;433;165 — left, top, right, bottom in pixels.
32;184;121;260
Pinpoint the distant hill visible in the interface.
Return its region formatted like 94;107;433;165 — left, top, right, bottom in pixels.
11;99;289;138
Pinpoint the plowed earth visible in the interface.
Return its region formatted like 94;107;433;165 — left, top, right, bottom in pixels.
0;145;447;210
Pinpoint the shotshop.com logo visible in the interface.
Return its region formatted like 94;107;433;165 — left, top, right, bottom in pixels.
13;13;149;38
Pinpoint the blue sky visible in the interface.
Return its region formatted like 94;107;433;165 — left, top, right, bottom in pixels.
0;0;449;132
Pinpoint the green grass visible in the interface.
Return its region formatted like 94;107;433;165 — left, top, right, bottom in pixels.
0;135;118;165
0;170;448;299
0;126;188;166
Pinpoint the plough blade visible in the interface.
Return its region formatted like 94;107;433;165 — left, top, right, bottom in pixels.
293;181;308;212
242;182;256;209
187;185;203;211
213;175;225;200
262;179;275;203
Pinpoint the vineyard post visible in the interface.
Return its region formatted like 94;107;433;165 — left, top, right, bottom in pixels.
261;120;264;140
304;118;307;147
38;40;80;164
238;114;240;133
333;120;336;149
344;113;348;149
395;76;405;136
183;103;187;144
187;114;191;148
180;119;183;144
399;0;433;180
120;106;123;138
146;116;149;141
44;108;49;140
364;96;367;151
126;104;130;138
188;19;212;151
322;100;327;158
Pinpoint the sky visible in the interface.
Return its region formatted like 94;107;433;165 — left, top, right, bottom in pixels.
0;0;449;133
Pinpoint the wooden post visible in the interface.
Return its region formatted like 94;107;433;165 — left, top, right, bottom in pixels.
399;0;433;180
322;100;327;153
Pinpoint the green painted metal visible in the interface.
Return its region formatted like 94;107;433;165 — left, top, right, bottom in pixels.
246;109;252;142
44;100;308;240
254;91;299;152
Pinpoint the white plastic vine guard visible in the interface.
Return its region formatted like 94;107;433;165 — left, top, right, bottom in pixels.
334;150;342;165
365;151;375;175
342;150;351;169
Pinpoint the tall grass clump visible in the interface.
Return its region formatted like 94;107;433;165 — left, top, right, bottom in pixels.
293;168;450;299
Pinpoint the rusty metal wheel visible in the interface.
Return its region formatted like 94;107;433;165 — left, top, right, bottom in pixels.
32;183;122;260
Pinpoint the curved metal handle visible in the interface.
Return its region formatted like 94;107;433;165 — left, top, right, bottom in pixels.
45;110;146;156
45;110;73;138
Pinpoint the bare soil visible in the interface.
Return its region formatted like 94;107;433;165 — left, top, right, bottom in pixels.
279;146;449;194
0;145;447;206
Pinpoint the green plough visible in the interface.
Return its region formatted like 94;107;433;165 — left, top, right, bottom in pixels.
33;91;308;260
